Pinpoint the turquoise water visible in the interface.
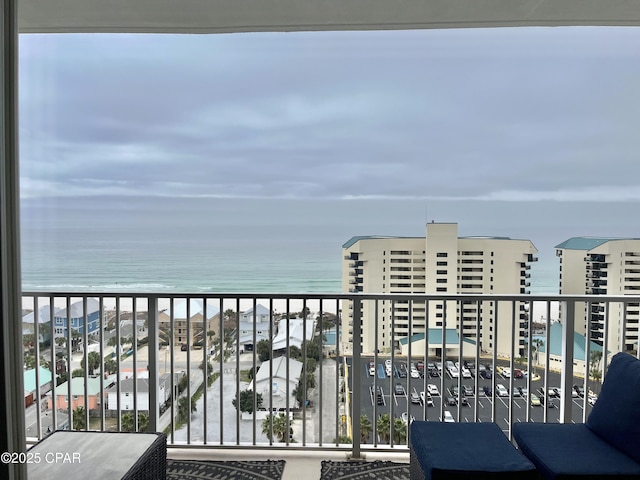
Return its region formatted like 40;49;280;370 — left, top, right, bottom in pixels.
22;195;631;295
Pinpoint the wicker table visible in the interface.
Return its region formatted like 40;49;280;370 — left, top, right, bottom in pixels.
27;431;166;479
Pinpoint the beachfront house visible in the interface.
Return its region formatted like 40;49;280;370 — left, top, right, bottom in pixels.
23;367;53;407
238;304;272;352
158;299;220;348
271;317;315;352
22;305;59;346
48;377;103;411
251;356;303;410
53;298;102;338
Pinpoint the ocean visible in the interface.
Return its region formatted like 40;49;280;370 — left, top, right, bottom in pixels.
19;196;639;296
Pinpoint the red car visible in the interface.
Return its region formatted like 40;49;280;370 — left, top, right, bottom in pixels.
513;368;524;378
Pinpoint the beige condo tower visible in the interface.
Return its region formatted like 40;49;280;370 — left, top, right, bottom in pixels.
341;222;538;358
555;237;640;358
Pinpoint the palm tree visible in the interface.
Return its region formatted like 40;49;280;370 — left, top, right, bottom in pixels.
81;351;101;375
121;412;135;432
393;417;407;445
360;414;372;444
262;413;290;442
177;396;196;423
72;406;86;431
532;339;544;373
376;413;391;443
590;351;603;382
121;412;149;432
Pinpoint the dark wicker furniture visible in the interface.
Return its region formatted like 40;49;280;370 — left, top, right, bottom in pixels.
27;430;167;479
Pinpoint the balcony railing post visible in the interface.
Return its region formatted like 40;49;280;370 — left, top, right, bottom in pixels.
351;295;362;459
559;299;575;423
148;297;159;432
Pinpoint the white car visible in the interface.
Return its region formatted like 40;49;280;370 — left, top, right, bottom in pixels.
401;412;415;424
462;367;472;379
496;384;509;397
427;384;440;396
448;366;459;378
410;367;420;378
502;368;511;378
443;411;455;423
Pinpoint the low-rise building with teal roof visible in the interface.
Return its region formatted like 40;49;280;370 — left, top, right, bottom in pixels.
399;328;478;357
529;322;604;376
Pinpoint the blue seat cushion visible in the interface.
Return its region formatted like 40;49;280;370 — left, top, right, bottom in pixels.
513;422;640;480
410;421;537;479
587;352;640;463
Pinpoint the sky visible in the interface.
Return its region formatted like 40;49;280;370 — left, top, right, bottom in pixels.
17;26;640;204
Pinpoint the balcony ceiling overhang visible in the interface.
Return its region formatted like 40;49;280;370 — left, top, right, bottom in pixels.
18;0;640;34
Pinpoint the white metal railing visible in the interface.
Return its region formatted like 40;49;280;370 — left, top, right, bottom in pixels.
21;292;640;458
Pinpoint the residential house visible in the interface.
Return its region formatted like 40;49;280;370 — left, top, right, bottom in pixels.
238;304;272;352
53;298;102;338
158;299;220;348
251;356;303;410
48;377;103;411
22;305;59;346
106;374;174;412
271;318;315;352
23;367;53;407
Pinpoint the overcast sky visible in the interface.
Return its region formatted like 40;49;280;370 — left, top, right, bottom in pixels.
18;27;640;202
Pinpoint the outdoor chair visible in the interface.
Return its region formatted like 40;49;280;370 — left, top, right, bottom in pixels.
513;352;640;480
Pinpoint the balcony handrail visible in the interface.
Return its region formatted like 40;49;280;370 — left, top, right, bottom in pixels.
20;290;640;459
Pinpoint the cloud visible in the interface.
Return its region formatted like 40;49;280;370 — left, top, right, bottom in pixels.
18;27;640;202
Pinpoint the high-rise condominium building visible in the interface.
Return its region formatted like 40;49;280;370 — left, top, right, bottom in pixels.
555;237;640;356
341;222;538;357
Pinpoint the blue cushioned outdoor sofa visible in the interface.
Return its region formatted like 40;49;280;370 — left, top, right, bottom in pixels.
513;352;640;480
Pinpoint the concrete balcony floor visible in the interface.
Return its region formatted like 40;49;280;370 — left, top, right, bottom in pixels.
168;447;410;480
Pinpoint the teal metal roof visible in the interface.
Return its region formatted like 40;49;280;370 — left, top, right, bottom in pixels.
24;367;53;393
342;235;419;249
54;377;102;396
530;322;603;361
555;237;618;251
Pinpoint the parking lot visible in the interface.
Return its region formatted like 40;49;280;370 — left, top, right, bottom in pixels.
349;357;598;440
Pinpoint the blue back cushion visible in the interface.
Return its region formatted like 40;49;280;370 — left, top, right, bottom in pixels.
587;352;640;463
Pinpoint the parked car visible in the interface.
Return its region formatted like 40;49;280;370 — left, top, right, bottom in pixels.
410;392;421;404
573;385;585;397
443;411;455;423
410;367;420;379
368;361;375;376
446;395;457;406
398;364;407;378
427;384;440;396
496;384;509;397
482;386;492;396
463;385;474;396
530;394;541;406
401;411;415;424
420;391;434;407
395;383;405;396
480;369;492;379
